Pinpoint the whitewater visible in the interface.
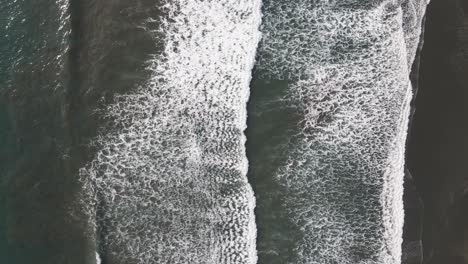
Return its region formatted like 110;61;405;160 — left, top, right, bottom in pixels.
252;0;430;263
79;0;262;263
76;0;432;264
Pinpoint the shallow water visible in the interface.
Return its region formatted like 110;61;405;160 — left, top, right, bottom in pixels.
249;1;429;263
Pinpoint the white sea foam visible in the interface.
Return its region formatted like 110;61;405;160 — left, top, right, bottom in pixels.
255;1;429;263
96;252;101;264
79;0;262;263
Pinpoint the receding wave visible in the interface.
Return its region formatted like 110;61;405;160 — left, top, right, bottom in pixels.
79;0;262;263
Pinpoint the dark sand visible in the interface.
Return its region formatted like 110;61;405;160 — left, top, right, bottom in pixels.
406;0;468;263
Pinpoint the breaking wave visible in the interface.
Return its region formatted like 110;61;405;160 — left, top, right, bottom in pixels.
79;0;262;263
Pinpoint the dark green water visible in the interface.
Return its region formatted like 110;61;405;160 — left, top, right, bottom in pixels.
0;0;164;263
246;78;303;264
1;1;430;264
0;1;94;263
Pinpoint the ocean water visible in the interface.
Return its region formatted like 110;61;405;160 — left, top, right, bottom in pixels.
0;0;93;263
248;1;429;263
1;0;429;264
78;1;262;263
